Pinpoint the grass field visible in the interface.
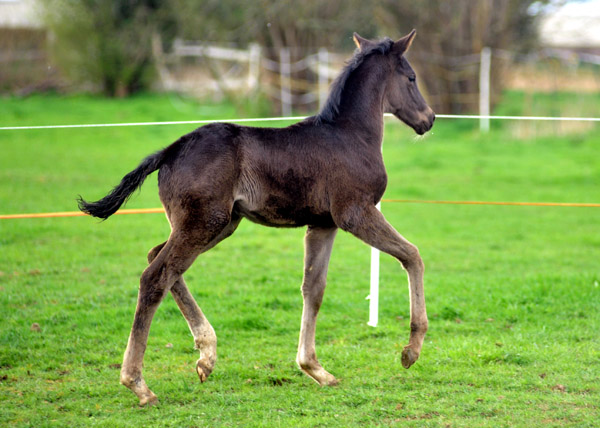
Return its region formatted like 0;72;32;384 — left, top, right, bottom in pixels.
1;93;599;427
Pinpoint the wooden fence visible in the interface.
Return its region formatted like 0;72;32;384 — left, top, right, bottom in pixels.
153;38;600;120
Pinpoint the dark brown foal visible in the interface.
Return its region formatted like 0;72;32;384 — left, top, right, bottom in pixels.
79;30;434;405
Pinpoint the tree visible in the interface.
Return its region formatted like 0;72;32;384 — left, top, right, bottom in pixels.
375;0;545;113
166;0;377;112
166;0;376;51
43;0;170;97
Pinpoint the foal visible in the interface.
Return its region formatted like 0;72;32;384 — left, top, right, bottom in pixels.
79;30;435;406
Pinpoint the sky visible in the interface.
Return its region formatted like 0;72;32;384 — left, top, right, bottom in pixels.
530;0;600;16
536;0;600;47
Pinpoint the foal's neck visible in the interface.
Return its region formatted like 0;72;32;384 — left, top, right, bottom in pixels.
336;62;387;145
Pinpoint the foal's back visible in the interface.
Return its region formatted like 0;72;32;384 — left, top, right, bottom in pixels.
157;119;386;229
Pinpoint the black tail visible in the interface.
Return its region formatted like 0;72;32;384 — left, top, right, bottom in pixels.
78;146;172;220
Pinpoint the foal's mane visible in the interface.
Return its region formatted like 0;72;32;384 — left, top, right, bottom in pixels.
316;37;394;124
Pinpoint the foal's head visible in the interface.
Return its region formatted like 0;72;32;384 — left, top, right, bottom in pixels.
354;30;435;135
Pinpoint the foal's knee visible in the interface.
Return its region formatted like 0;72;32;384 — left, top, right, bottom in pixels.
400;244;424;273
411;319;428;335
301;268;327;302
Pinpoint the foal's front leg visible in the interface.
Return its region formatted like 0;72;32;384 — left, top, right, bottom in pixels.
337;205;428;369
297;226;338;386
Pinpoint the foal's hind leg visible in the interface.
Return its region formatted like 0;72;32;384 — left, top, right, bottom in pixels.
147;243;217;382
297;226;338;386
170;280;217;382
336;205;428;369
120;236;195;406
120;211;233;406
147;217;240;384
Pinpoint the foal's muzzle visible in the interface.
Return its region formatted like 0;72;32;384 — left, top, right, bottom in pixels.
415;109;435;135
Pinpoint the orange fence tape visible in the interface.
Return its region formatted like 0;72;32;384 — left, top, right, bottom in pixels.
0;208;165;220
1;200;599;220
381;199;600;207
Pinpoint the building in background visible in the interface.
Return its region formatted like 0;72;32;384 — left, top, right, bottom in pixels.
0;0;41;28
539;0;600;53
0;0;52;93
506;0;600;96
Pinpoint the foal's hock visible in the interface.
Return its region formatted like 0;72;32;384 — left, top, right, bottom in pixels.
79;30;435;406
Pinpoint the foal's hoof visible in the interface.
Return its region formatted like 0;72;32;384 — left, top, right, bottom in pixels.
196;360;213;383
139;393;159;407
401;346;419;369
322;376;339;387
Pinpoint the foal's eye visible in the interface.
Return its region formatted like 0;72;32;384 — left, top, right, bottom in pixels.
408;75;416;83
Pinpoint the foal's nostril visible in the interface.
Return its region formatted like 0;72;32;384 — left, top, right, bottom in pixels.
427;112;435;131
428;110;436;124
414;109;435;134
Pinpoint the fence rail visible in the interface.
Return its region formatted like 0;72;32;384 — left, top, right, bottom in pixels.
150;39;600;122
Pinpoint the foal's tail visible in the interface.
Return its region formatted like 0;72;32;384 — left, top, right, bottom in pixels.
77;142;179;220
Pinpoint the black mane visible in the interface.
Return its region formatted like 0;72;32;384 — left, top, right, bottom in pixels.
316;37;394;124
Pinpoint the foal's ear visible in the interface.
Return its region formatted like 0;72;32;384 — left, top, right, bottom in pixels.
393;29;417;55
353;32;375;51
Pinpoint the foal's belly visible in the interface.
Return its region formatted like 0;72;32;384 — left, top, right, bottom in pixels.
233;197;335;228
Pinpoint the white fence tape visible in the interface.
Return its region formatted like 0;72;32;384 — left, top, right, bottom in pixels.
2;113;599;131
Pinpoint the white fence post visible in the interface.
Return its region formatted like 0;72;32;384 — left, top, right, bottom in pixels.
248;43;261;90
479;47;491;132
318;48;329;110
368;201;382;327
151;33;176;91
279;48;292;116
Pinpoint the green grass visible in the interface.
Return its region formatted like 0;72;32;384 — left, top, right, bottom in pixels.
1;93;599;427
